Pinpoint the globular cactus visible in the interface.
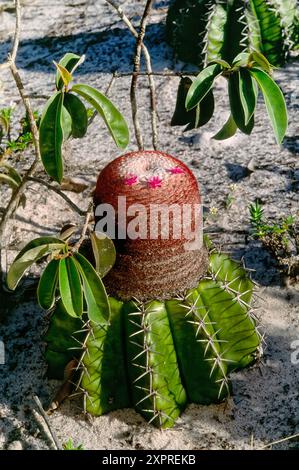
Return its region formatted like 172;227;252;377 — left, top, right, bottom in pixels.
44;150;261;428
166;0;299;68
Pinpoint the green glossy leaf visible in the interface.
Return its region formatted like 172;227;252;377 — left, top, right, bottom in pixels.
74;252;110;324
1;164;22;185
39;92;64;183
0;173;19;190
54;62;73;87
209;59;231;68
171;77;194;126
55;53;81;90
63;93;88;138
232;52;250;66
61;104;72;141
59;256;83;318
59;223;77;242
229;72;254;135
71;84;129;149
249;67;288;144
37;258;59;310
7;237;65;290
212;114;237;140
185;64;222;111
90;232;116;278
250;50;272;73
239;68;258;125
171;78;215;131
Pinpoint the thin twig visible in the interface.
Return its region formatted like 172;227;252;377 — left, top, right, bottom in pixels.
105;0;158;149
114;71;198;77
0;0;41;279
0;62;10;71
27;176;86;216
261;432;299;449
72;201;93;252
9;63;40;159
130;0;155;150
10;0;21;63
32;395;61;450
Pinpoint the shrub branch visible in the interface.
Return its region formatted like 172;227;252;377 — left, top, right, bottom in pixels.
105;0;158;150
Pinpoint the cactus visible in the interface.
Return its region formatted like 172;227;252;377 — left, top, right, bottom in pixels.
166;0;299;68
42;150;262;428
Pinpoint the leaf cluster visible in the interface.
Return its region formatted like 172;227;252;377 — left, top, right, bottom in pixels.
171;50;288;144
249;200;296;243
39;53;129;183
6;229;116;325
0;108;39;154
63;438;84;450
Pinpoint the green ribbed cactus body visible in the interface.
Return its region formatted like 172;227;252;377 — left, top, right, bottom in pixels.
44;299;84;379
45;251;261;428
80;297;130;414
166;0;299;67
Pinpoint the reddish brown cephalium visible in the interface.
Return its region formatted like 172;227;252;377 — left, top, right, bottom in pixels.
94;151;208;300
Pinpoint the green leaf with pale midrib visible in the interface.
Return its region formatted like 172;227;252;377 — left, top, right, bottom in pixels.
74;252;110;324
1;164;22;186
90;232;116;278
228;72;255;135
7;237;65;290
63;93;88;139
185;64;222;111
212;114;237;140
239;68;258;125
249;67;288;144
0;173;19;190
37;258;59;310
39;91;64;183
71;84;129;149
55;53;81;90
59;256;83;318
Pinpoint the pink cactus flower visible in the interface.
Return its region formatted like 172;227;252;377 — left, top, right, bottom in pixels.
148;176;162;189
124;174;138;186
167;166;185;175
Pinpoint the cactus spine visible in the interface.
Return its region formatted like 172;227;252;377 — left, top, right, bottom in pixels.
44;151;262;428
166;0;299;67
45;251;261;428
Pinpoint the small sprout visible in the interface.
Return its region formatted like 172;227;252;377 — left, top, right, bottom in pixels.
224;193;234;210
248;201;298;279
0;108;13;136
249;200;264;229
224;184;237;210
6;132;33;152
86;107;94;119
53;61;73;89
63;438;84;450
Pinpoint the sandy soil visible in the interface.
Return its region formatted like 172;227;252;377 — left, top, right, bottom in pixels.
0;0;298;450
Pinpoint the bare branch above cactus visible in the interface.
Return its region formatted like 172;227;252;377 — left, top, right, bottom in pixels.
105;0;158;150
0;0;41;280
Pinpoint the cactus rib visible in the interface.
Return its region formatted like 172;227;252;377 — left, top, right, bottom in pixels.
166;0;299;67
